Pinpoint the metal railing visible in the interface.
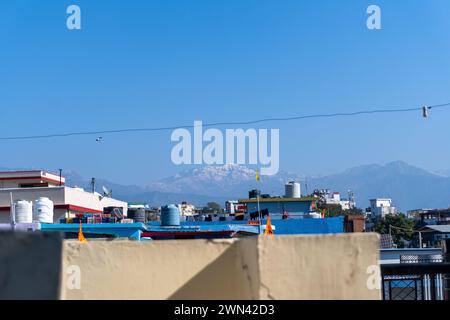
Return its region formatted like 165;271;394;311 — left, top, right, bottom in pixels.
381;263;450;300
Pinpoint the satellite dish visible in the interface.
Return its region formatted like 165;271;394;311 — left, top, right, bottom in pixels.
102;186;112;197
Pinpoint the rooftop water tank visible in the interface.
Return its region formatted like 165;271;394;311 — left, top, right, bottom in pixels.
14;200;33;223
127;208;146;223
161;204;180;226
285;181;301;198
33;197;54;224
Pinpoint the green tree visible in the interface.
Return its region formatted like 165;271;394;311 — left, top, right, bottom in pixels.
322;204;343;217
206;202;221;213
374;214;414;248
316;202;364;217
343;207;364;215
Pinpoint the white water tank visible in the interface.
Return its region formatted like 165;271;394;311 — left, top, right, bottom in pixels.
285;181;301;198
33;197;54;224
14;200;33;223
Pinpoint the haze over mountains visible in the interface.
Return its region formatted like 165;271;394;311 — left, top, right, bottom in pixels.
61;161;450;211
3;161;450;211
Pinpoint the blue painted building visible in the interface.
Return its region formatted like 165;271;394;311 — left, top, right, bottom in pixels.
238;197;317;219
148;216;344;235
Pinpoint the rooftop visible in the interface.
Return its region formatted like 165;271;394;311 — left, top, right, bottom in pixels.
420;225;450;233
0;170;65;184
238;197;316;203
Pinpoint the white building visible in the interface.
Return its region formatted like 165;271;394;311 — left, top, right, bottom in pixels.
225;200;246;214
0;170;128;223
326;192;341;205
340;200;352;211
324;191;355;210
177;202;196;217
369;198;397;218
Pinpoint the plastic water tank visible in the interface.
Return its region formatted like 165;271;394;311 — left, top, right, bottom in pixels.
33;197;54;223
161;204;180;226
127;208;146;223
285;181;301;198
15;200;33;223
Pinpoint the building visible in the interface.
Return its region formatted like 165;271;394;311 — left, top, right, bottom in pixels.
369;198;397;218
0;170;65;189
177;202;196;217
314;189;356;210
344;214;365;232
407;208;433;220
412;209;450;225
419;225;450;247
0;170;128;223
238;196;317;219
225;200;246;214
325;191;341;205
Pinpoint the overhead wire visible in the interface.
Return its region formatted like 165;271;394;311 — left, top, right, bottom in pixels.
1;102;449;141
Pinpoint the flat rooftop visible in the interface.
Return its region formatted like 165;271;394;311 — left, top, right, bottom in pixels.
238;197;316;203
0;170;65;185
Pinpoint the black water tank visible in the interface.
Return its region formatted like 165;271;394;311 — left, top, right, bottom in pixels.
127;208;146;223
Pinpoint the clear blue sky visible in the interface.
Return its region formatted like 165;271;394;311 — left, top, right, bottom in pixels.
1;0;450;184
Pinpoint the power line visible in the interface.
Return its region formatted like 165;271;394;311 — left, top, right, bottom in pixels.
388;224;431;233
1;102;450;141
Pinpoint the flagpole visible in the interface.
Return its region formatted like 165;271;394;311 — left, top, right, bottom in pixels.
256;169;262;235
257;192;261;234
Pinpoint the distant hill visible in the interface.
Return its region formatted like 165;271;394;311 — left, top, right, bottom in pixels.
63;170;231;207
143;161;450;211
2;161;450;210
307;161;450;211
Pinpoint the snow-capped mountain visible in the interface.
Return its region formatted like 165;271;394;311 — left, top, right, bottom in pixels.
4;161;450;210
147;164;301;197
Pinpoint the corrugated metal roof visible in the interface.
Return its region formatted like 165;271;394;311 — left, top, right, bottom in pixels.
421;225;450;233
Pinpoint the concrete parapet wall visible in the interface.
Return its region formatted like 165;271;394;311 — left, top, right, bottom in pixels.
0;232;381;300
61;233;380;300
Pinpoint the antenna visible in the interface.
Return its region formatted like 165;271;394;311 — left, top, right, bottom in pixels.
91;178;96;193
348;190;355;209
102;186;112;198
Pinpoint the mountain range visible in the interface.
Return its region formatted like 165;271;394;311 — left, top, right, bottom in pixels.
64;161;450;211
3;161;450;211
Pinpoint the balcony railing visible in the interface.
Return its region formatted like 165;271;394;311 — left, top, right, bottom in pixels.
381;263;450;300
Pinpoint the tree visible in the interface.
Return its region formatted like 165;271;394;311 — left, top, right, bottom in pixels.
374;214;414;248
343;207;364;215
316;202;364;217
206;202;221;213
323;204;343;217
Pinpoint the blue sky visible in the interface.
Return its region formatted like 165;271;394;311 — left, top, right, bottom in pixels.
1;0;450;184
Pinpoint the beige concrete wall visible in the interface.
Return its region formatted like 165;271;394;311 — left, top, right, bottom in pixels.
61;233;381;300
257;234;380;299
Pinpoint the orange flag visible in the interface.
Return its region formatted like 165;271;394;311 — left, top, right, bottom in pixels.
78;221;87;243
264;215;274;236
